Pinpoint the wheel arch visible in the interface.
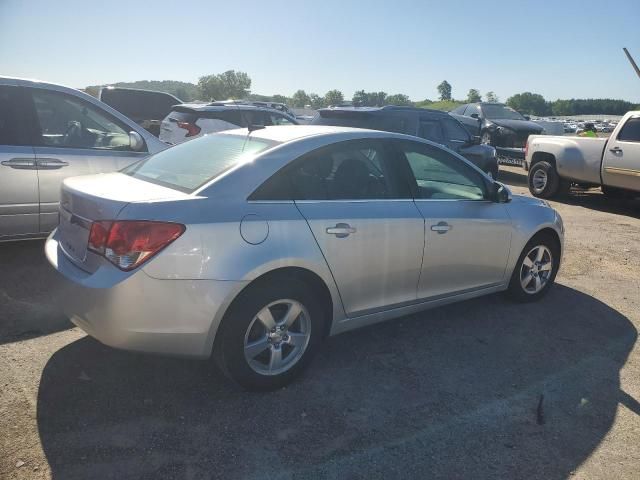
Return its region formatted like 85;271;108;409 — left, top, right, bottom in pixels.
210;266;336;359
530;151;557;168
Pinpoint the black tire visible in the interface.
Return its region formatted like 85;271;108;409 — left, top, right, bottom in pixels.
214;278;326;391
528;161;563;198
507;232;560;303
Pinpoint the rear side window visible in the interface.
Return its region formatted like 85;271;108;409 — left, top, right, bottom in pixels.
0;86;30;146
123;133;277;192
617;117;640;142
442;118;470;142
418;119;444;142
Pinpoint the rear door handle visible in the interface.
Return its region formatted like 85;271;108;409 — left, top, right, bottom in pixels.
431;221;451;234
326;223;356;238
36;158;69;169
609;147;622;153
1;158;37;169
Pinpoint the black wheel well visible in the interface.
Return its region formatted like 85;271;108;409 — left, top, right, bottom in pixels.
530;151;556;168
530;228;562;256
227;267;334;338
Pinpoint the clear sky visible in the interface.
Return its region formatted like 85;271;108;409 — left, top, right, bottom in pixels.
1;0;639;102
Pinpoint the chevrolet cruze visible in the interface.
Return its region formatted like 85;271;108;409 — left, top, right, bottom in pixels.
46;126;564;390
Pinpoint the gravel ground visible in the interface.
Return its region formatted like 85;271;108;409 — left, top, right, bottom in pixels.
1;166;639;480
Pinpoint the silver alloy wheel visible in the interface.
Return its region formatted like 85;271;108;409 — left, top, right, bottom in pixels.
532;169;548;193
520;245;553;294
481;132;491;145
243;299;311;376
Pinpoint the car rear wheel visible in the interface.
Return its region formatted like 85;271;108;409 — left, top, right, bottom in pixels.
528;161;569;198
507;233;560;302
215;280;326;391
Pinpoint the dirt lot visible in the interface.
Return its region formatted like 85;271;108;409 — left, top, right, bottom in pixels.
1;166;639;480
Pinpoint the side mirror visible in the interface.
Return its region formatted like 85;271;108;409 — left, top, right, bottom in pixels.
129;131;145;152
493;181;512;203
470;113;479;119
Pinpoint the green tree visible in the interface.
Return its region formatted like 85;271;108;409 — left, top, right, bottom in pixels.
385;93;412;106
271;94;290;105
506;92;550;116
324;89;344;106
309;93;325;109
485;91;499;103
197;70;251;100
467;89;481;103
437;80;452;101
291;89;311;107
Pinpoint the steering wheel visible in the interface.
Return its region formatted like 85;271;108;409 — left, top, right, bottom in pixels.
63;120;82;145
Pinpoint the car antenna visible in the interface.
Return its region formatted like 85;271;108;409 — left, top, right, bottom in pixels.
231;99;264;152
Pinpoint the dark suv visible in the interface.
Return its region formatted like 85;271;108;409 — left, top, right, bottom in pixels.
311;106;498;178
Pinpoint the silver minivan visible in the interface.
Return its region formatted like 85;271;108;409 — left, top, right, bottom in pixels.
0;76;167;241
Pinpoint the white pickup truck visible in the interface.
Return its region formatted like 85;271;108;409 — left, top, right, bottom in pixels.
524;111;640;199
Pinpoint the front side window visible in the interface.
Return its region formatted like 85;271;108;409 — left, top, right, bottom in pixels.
451;105;467;115
123;133;277;192
398;141;486;200
464;104;482;117
617;117;640;142
30;89;134;150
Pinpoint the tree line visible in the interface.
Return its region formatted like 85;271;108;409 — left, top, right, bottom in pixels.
87;71;639;115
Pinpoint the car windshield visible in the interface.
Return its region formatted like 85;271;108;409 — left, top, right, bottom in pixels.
482;104;526;120
122;133;278;192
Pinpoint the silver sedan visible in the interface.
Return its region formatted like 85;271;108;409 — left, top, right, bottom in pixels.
45;125;564;390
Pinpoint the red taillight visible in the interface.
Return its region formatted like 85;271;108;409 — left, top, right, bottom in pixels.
176;121;201;137
88;221;185;271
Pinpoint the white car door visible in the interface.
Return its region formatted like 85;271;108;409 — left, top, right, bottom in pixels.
27;87;149;232
601;115;640;192
394;140;512;299
0;85;39;238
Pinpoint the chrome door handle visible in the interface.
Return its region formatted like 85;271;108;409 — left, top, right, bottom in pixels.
36;158;69;168
431;221;451;234
1;158;37;169
326;223;356;238
609;147;622;153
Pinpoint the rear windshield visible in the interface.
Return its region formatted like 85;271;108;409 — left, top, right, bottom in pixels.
101;89;181;121
122;133;278;192
312;110;414;135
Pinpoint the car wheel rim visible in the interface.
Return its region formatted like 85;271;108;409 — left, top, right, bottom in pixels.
482;133;491;144
532;169;548;193
520;245;553;294
243;299;311;376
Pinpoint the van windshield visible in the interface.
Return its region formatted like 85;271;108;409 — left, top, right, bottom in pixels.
122;133;278;192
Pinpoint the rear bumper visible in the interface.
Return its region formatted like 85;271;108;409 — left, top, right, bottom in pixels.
45;230;247;358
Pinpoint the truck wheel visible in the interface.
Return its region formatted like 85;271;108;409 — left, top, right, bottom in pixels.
528;161;562;198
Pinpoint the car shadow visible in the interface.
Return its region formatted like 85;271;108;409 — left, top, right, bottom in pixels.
36;284;636;479
0;240;72;345
498;168;640;218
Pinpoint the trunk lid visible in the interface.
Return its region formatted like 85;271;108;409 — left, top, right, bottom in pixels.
58;172;189;270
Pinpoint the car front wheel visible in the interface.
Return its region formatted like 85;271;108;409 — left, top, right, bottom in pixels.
215;280;326;391
507;233;560;302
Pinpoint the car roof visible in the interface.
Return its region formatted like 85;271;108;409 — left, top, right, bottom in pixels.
318;105;446;116
173;103;290;114
220;125;403;143
0;75;80;91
